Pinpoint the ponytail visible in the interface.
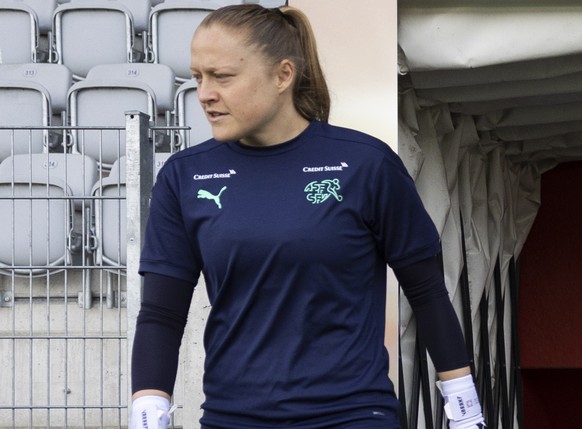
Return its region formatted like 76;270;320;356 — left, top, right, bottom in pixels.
199;5;331;123
280;7;330;123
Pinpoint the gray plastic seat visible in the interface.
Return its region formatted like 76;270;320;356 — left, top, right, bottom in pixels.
20;0;58;33
6;152;97;209
67;63;176;169
91;151;170;270
0;153;98;276
52;1;137;79
0;80;48;162
0;63;72;121
0;1;39;64
0;63;73;158
154;151;172;176
147;1;219;82
91;156;126;268
117;0;152;34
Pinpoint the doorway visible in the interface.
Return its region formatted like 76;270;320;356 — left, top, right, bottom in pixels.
519;161;582;428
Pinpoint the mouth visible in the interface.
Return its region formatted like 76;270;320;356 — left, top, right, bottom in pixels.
206;110;228;122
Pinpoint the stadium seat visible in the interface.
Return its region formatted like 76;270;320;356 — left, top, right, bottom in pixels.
0;80;49;162
52;1;138;79
91;155;126;269
116;0;152;33
0;63;73;158
67;63;176;169
83;62;176;118
174;79;212;148
0;63;72;121
19;0;58;34
0;152;97;210
155;151;172;175
91;151;170;272
0;153;98;276
147;1;219;82
0;1;39;64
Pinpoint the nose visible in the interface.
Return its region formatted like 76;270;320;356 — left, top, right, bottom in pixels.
197;80;218;105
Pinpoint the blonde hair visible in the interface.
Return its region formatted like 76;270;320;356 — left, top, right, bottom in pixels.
199;4;330;123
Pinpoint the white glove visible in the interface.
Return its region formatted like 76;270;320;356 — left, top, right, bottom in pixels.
130;395;175;429
438;375;486;429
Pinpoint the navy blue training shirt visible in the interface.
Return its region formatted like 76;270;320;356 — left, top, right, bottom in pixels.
139;120;442;427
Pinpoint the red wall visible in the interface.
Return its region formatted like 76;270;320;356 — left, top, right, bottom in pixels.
519;161;582;428
520;369;582;428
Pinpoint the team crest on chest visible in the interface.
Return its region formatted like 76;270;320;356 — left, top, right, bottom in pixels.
304;179;343;204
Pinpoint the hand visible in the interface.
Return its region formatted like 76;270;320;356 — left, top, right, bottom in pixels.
130;395;174;429
438;375;486;429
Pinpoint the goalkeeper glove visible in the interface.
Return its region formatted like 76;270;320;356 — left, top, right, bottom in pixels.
438;375;486;429
130;395;175;429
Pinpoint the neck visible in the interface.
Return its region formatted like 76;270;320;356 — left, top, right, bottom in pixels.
240;105;310;147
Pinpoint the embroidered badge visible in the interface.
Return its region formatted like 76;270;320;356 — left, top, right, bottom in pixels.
304;179;343;204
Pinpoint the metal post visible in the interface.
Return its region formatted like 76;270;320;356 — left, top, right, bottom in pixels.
417;335;434;429
494;258;510;429
409;335;421;429
398;344;409;429
508;257;524;429
125;111;153;424
459;211;476;375
478;291;494;427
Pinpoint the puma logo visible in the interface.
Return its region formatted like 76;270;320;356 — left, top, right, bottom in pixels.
197;186;227;209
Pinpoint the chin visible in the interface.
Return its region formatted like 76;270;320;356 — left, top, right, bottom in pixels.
211;129;243;143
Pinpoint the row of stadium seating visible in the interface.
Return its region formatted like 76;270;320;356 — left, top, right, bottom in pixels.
1;0;286;167
1;0;285;80
0;152;140;276
0;62;189;275
0;62;211;168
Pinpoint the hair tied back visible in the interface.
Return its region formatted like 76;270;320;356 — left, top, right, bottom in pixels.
272;7;293;25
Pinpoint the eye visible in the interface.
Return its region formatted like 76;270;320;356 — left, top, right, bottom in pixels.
214;73;233;82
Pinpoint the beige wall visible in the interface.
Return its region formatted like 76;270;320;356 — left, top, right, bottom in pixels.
289;0;400;388
289;0;398;149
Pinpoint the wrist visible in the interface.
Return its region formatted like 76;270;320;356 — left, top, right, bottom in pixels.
132;390;171;401
438;375;486;428
130;395;173;429
132;394;170;408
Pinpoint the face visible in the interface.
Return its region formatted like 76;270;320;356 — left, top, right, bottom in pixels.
190;24;294;146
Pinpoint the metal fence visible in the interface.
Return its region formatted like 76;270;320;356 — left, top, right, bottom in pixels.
0;135;127;428
0;112;208;429
0;114;148;428
0;112;210;429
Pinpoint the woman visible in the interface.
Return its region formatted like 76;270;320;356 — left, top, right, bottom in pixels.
130;4;485;429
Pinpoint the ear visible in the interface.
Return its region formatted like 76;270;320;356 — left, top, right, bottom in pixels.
275;59;296;94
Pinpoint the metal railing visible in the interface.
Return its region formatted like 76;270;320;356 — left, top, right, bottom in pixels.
0;112;200;428
0;113;155;428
